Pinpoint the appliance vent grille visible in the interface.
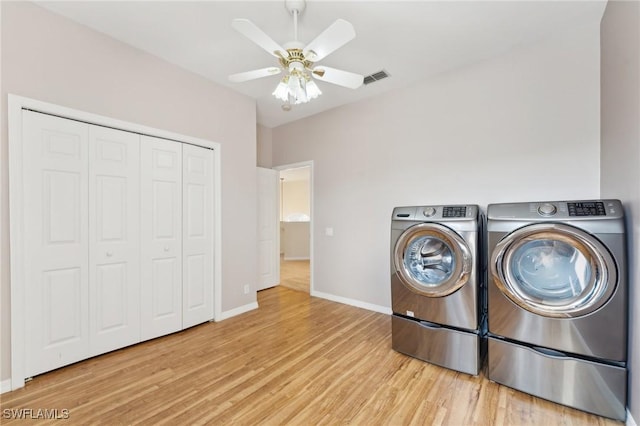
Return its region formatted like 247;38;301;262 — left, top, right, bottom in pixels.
363;70;390;85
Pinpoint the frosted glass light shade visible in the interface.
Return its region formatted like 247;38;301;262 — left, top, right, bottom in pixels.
272;72;322;105
272;80;289;102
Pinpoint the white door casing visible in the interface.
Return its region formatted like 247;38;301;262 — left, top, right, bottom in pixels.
257;167;280;291
182;144;215;327
88;126;141;355
23;111;90;377
140;136;183;340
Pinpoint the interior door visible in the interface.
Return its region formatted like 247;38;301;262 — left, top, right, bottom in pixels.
182;144;214;327
23;111;90;377
88;125;141;355
141;136;183;340
257;167;280;290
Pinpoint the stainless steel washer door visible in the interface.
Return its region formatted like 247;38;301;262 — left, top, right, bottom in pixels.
394;223;472;297
491;223;617;318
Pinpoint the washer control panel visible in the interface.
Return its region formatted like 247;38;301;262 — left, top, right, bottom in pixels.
442;206;467;218
537;203;557;216
393;205;478;221
567;201;606;217
422;207;437;217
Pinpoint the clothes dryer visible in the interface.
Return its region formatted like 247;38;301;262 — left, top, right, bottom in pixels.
487;200;627;421
391;205;485;375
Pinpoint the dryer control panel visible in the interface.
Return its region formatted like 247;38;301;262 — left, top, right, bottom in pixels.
487;199;623;221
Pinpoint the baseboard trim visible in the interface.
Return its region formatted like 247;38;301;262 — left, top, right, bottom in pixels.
1;379;12;394
628;409;637;426
283;256;310;261
311;290;392;315
217;301;259;321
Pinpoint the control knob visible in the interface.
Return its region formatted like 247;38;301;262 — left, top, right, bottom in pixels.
538;203;557;216
423;207;437;217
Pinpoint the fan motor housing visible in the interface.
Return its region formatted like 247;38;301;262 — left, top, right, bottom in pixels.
279;48;314;70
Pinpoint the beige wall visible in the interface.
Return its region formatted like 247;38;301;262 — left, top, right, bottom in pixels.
1;2;258;382
282;180;310;221
257;124;273;168
600;0;640;421
272;22;601;308
281;222;310;260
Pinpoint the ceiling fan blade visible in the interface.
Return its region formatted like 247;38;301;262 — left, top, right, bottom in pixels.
303;19;356;62
228;67;281;83
312;66;363;89
232;18;287;58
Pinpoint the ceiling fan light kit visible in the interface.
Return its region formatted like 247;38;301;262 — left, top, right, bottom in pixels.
229;0;364;110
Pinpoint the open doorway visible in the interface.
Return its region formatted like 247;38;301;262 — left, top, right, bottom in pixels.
276;162;312;294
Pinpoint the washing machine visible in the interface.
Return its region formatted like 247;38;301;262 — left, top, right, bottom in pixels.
391;205;485;376
487;199;627;421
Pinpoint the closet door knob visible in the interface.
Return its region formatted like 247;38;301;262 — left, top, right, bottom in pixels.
106;251;113;257
164;246;170;252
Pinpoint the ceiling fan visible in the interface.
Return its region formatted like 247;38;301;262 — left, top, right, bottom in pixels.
228;0;364;109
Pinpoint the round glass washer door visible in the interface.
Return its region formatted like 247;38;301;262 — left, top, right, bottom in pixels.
490;223;617;318
394;223;472;297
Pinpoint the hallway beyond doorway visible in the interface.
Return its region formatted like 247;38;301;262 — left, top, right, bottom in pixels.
279;255;310;293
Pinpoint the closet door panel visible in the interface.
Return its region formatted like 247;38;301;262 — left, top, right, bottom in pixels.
23;111;90;377
89;126;141;355
141;136;183;340
182;144;214;328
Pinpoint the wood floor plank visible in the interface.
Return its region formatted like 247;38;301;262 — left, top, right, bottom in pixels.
279;257;310;293
1;286;621;425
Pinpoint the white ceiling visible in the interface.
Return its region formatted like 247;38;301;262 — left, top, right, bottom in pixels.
35;1;606;128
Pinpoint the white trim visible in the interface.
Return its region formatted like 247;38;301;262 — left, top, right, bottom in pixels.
8;96;26;391
213;143;223;323
217;302;259;321
283;256;310;261
628;410;638;426
311;290;393;315
1;380;12;394
274;161;314;294
7;94;223;390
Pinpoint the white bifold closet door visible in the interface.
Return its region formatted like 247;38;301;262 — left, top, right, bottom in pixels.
140;136;183;340
23;111;90;377
182;144;214;328
20;111;215;377
88;126;141;355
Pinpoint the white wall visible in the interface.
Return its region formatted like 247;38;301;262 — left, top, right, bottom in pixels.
0;2;258;382
272;23;601;309
600;1;640;422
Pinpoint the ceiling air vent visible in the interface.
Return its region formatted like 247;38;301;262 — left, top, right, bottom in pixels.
363;70;390;85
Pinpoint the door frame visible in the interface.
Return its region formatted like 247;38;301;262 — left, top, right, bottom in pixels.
8;94;222;390
257;167;280;290
274;161;314;294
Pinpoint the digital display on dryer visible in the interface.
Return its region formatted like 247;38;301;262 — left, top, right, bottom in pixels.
442;206;467;218
567;202;606;216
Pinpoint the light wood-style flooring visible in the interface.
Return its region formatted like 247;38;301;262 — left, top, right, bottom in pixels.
1;287;620;425
279;256;310;293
